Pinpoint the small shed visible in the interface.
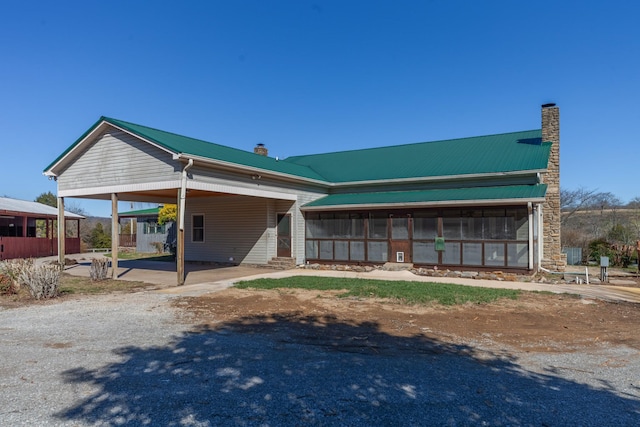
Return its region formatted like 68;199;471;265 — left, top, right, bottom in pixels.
0;196;83;260
118;207;175;253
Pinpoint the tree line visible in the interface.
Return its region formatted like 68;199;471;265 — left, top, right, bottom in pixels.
561;188;640;267
34;192;177;251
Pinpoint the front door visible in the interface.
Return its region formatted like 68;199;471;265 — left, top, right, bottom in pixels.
390;215;411;263
277;213;292;257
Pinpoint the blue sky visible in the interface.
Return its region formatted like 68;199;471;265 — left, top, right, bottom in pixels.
1;1;638;217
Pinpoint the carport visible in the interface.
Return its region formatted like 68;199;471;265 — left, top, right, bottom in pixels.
43;117;325;285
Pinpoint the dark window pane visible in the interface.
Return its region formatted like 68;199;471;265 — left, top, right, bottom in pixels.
306;240;318;259
350;241;365;261
462;242;482;265
413;212;437;239
391;217;409;239
367;241;388;262
335;241;349;260
368;214;388;239
485;242;505;266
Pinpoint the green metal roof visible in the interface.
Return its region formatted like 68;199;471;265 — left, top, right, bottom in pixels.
286;130;550;183
44;117;328;182
118;207;161;217
45;118;551;187
302;184;548;209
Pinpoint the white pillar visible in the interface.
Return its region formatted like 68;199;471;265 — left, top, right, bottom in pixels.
57;197;65;268
111;193;119;279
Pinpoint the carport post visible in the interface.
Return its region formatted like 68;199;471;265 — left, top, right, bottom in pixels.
176;188;185;285
176;158;192;286
111;193;119;279
57;197;65;268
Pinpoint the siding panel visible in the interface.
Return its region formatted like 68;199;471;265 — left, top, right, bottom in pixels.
58;131;180;191
184;196;269;264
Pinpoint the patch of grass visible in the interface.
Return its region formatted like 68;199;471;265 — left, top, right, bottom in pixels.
58;274;155;295
235;276;520;306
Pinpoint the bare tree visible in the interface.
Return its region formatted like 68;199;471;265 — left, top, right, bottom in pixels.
560;187;598;225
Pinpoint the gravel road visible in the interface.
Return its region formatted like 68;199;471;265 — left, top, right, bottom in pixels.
1;292;639;426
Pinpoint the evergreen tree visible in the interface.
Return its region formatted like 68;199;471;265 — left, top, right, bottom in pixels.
35;191;57;207
89;223;112;248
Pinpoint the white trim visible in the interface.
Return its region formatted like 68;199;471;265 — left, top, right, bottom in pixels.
300;197;547;211
187;180;298;201
528;202;534;270
57;180;182;198
56;177;300;202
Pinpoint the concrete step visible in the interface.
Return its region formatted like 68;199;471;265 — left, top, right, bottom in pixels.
267;257;296;270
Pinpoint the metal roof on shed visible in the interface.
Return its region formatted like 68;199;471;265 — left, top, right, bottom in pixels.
118;207;161;217
0;197;84;218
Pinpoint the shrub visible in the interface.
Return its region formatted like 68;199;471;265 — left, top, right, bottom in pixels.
150;242;164;254
0;274;17;295
89;258;109;281
19;264;61;299
0;259;34;294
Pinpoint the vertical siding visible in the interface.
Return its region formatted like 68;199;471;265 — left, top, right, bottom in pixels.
134;217;171;253
184;195;269;264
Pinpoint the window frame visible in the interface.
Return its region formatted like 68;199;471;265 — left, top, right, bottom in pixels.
191;213;205;243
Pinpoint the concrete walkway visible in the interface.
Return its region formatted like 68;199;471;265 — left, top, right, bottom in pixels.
46;253;640;304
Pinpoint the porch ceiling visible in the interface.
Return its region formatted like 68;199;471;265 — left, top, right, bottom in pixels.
78;189;228;204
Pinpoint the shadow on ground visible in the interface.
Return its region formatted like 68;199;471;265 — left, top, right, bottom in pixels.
56;314;640;426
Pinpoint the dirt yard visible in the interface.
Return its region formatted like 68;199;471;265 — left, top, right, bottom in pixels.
175;288;640;353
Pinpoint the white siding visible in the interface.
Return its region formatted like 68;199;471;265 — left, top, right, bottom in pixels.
184;195;270;264
57;130;180;191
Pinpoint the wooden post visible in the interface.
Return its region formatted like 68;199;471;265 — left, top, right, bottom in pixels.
176;189;185;285
111;193;119;279
57;197;65;268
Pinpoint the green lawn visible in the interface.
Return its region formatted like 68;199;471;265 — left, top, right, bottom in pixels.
235;276;520;306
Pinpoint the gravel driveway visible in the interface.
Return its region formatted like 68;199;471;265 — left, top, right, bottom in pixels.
1;292;639;426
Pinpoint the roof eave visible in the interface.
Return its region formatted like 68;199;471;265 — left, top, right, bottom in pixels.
175;154;331;187
301;197;547;211
330;169;548;188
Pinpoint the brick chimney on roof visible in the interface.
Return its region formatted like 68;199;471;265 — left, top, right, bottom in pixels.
540;103;566;272
254;143;268;156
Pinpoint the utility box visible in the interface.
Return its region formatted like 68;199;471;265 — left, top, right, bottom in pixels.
600;256;609;282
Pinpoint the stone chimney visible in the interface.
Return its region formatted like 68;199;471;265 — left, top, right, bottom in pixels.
540;103;566;271
254;143;268;156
